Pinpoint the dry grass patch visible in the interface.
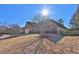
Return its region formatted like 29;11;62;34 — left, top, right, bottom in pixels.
0;34;79;54
0;34;40;53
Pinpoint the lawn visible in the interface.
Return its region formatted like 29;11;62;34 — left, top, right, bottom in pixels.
0;34;79;54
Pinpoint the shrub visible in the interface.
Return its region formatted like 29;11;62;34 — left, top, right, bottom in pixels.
60;28;79;36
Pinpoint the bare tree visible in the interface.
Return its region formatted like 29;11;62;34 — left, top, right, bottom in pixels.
9;24;22;36
32;14;50;34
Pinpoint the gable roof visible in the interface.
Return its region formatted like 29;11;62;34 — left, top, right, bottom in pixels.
25;19;68;29
50;19;68;29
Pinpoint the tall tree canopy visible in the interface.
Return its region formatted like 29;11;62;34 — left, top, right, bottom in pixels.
70;5;79;28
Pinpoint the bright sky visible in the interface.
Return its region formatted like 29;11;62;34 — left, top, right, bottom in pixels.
0;4;77;27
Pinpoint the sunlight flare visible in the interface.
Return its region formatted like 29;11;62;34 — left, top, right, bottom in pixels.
41;8;49;16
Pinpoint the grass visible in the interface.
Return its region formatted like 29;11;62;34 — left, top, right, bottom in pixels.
0;34;40;53
0;34;79;54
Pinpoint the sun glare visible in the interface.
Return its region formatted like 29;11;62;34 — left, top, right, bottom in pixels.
41;8;49;16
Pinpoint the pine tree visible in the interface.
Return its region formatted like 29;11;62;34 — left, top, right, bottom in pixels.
70;5;79;29
58;19;64;25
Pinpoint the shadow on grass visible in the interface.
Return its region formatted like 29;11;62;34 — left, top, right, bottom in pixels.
40;34;64;43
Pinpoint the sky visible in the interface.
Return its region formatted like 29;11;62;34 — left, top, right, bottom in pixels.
0;4;77;27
